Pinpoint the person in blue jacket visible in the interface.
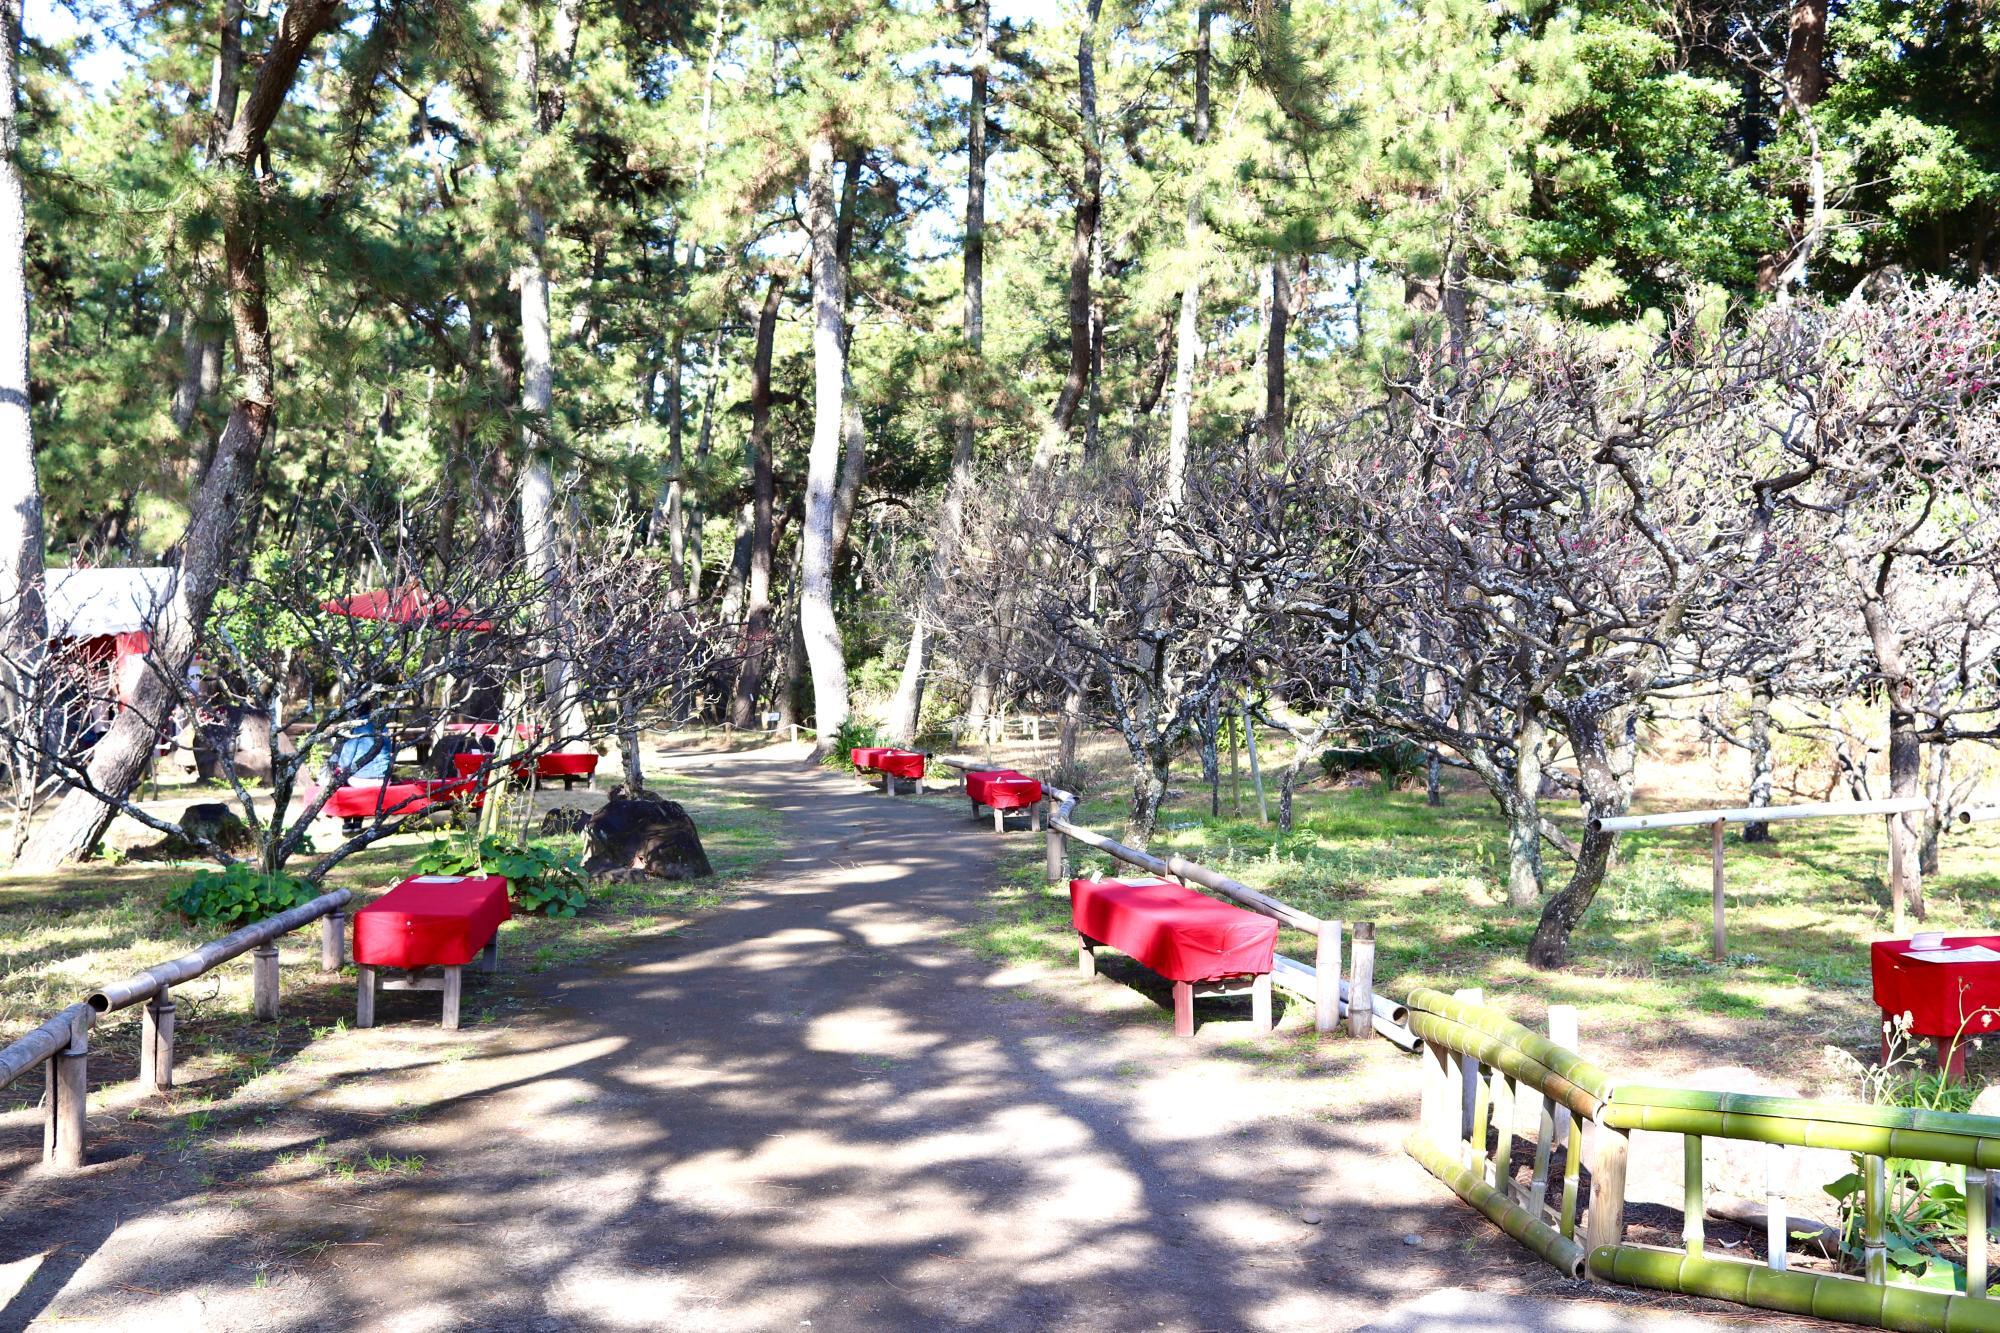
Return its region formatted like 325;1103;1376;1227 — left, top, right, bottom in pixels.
330;702;393;784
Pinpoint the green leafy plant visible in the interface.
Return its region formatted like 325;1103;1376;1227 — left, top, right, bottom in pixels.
163;864;318;926
1821;1015;1991;1288
821;719;883;773
414;834;590;917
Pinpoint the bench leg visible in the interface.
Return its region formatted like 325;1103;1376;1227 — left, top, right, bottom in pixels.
1172;981;1195;1037
442;965;463;1030
356;966;377;1028
342;816;363;836
1252;971;1273;1035
993;805;1005;834
482;934;500;974
1078;935;1096;978
1032;803;1043;832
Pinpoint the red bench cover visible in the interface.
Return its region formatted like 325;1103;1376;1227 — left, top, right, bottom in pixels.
851;746;891;771
1871;936;2000;1038
318;780;445;820
1069;877;1278;983
354;875;512;969
875;749;926;780
967;769;1043;809
536;752;598;778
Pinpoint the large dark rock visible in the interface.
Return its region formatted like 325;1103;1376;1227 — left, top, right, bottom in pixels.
130;802;258;861
583;786;713;881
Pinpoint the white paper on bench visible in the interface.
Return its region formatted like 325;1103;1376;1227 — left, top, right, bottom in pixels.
1904;946;2000;964
409;875;468;884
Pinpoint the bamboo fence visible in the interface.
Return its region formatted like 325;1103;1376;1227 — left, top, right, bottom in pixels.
0;887;352;1170
1407;987;2000;1330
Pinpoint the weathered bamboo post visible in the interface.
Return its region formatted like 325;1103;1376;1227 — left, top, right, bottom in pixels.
1529;1005;1577;1214
321;912;346;972
1863;1153;1888;1284
1454;987;1483;1143
1767;1144;1789;1272
1347;923;1374;1039
1970;1167;1992;1298
1710;817;1727;962
1583;1110;1630;1273
1314;919;1341;1034
139;988;175;1091
1046;826;1067;883
1227;708;1241;813
252;944;280;1019
1887;815;1905;937
45;1013;88;1170
1488;1064;1512;1193
1683;1134;1706;1257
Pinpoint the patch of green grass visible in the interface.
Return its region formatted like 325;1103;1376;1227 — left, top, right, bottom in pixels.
960;769;2000;1082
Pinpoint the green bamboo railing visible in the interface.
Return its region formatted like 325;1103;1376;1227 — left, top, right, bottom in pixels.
1404;988;2000;1331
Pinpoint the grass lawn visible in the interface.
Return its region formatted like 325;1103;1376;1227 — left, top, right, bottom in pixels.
0;758;788;1113
941;758;2000;1092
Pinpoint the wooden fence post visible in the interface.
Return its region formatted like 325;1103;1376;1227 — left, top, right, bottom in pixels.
1347;922;1375;1039
1314;920;1342;1034
1888;815;1905;938
321;912;345;972
1711;818;1727;963
1046;826;1067;883
139;987;175;1091
45;1013;88;1170
252;944;280;1019
1584;1111;1630;1274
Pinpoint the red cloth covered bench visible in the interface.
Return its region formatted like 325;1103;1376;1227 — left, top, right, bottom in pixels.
353;874;511;1030
534;751;599;790
1871;935;2000;1079
965;769;1044;832
853;747;924;793
313;779;459;834
1070;876;1277;1037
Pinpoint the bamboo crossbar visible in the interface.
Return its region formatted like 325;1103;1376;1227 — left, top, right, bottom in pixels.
1408;1130;1587;1278
1406;989;1614;1107
1594;1244;2000;1331
89;889;354;1013
1603;1095;2000;1168
0;1002;93;1089
1036;783;1325;934
1959;806;2000;827
1589;797;1929;834
1405;1008;1605;1121
1269;956;1417;1048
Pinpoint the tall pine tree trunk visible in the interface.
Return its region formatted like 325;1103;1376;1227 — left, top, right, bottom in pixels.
729;276;782;729
1263;255;1288;459
885;0;987;744
1163;7;1210;502
801;135;851;748
1034;0;1102;466
171;0;241;457
0;0;43;668
516;0;583;740
20;0;344;871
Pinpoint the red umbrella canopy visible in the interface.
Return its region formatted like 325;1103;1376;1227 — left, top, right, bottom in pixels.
319;586;494;632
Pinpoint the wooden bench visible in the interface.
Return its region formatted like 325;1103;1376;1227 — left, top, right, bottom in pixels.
1070;876;1278;1036
533;751;599;790
312;779;462;835
965;768;1045;832
353;874;511;1029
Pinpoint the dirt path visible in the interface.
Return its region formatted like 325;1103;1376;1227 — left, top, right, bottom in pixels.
0;747;1812;1331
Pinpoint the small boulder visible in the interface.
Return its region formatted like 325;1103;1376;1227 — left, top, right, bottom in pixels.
583;786;713;881
129;802;258;861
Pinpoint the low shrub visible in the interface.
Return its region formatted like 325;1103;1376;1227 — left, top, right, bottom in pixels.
414;835;591;917
821;719;883;773
164;863;319;926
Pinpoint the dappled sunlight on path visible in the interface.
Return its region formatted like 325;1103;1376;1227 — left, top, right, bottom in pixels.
0;747;1806;1331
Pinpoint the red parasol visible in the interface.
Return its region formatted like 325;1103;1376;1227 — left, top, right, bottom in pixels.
319;586;494;633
